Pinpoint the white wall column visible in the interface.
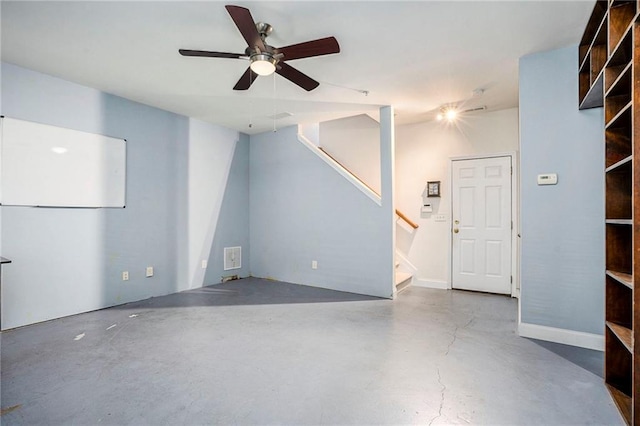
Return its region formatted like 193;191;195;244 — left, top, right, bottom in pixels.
380;106;396;296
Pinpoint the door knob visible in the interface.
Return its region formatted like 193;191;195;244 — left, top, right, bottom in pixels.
453;228;459;233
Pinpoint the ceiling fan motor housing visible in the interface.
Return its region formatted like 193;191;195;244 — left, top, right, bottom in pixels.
256;22;273;38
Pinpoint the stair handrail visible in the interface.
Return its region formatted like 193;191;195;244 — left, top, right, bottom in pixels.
395;209;419;230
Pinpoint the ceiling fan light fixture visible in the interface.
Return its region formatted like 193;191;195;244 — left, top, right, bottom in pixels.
250;54;276;76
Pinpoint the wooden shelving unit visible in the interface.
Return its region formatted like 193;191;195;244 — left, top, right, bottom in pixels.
580;1;639;424
579;1;608;108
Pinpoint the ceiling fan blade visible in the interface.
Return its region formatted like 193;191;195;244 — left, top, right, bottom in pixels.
276;62;319;91
233;67;259;90
225;5;266;52
276;37;340;61
179;49;246;59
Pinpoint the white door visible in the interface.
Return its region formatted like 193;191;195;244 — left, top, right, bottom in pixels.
451;156;512;294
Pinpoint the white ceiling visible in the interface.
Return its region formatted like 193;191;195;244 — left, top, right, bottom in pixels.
2;1;595;134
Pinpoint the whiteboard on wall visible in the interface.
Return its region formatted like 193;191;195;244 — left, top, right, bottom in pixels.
0;117;126;208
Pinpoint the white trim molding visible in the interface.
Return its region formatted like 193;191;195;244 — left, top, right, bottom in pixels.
297;126;381;206
413;278;448;290
518;322;604;351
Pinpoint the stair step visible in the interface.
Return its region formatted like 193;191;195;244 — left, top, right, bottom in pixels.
395;271;412;293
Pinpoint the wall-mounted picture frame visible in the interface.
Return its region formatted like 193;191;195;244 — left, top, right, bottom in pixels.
427;181;441;197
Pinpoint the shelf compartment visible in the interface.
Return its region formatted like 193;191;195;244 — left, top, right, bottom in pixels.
605;103;631;167
605;60;632;96
605;100;632;131
592;42;608;82
608;7;633;67
606;276;633;328
606;223;633;272
605;65;632;123
606;159;632;219
579;1;608;109
606;269;633;289
605;326;633;389
606;383;633;425
578;12;608;109
580;71;605;109
605;112;632;168
607;321;633;352
608;1;636;53
606;275;633;328
579;1;608;65
580;54;594;104
605;97;632;127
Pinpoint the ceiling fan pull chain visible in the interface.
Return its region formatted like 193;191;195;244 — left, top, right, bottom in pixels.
249;86;254;129
273;73;277;132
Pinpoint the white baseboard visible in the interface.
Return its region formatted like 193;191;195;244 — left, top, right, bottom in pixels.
518;322;604;351
412;278;448;290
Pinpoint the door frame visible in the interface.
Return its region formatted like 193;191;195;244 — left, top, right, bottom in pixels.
447;152;519;297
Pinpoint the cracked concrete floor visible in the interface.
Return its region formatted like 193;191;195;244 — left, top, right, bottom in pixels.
1;278;623;425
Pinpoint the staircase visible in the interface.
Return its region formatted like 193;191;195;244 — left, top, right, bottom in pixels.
395;259;413;293
316;144;417;294
297;127;418;296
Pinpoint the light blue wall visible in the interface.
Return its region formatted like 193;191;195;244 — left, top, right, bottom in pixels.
249;125;393;298
519;46;604;334
204;133;250;284
1;63;249;329
1;61;387;328
184;118;245;289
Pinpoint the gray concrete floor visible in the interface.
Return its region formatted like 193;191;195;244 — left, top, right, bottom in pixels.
1;278;623;425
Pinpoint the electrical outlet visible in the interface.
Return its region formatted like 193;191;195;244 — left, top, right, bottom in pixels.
201;260;208;269
146;266;154;277
122;271;129;281
312;260;318;269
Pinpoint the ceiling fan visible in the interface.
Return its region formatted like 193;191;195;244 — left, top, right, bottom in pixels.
179;5;340;91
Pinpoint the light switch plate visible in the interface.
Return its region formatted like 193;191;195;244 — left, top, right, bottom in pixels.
434;214;447;222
